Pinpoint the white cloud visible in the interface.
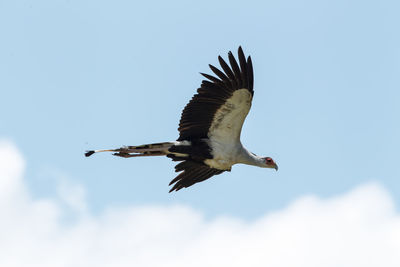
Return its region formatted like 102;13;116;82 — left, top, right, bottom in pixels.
0;140;399;267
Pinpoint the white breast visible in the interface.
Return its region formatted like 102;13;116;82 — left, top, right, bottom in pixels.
204;140;241;170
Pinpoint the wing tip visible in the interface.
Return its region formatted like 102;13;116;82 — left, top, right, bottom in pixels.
169;184;183;193
238;45;244;55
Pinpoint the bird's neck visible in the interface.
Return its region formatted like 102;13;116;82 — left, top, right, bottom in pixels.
237;147;265;167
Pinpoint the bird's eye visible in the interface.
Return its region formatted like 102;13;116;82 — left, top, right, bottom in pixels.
265;157;272;163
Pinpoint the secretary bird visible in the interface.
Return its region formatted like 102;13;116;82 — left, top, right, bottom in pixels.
85;47;278;192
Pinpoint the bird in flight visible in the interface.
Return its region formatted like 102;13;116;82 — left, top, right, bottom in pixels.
86;47;278;192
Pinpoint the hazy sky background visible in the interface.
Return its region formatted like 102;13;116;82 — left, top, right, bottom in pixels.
1;0;400;265
1;0;400;217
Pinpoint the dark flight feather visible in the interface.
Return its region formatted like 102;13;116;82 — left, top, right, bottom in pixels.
177;46;254;141
169;161;224;192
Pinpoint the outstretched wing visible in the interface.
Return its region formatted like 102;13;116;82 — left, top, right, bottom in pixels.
177;46;254;143
168;160;225;192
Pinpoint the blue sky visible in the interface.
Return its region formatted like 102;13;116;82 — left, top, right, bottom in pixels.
1;0;400;221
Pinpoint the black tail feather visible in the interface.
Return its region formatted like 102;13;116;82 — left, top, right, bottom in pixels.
85;150;95;157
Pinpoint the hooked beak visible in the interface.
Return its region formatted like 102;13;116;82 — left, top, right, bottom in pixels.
274;163;278;171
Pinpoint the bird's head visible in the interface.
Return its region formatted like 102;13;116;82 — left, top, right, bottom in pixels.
263;157;278;171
